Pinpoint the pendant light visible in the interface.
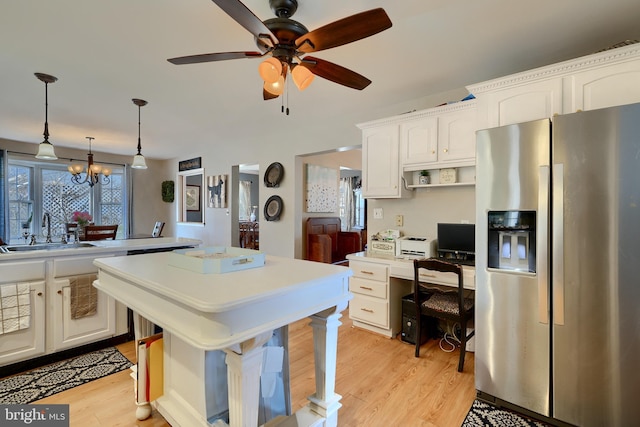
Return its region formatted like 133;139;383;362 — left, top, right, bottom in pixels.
131;98;148;169
34;72;59;160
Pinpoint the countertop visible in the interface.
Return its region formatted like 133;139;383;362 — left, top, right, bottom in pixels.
0;237;201;261
347;251;476;288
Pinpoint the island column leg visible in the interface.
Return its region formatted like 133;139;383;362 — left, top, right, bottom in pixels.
223;330;273;427
307;301;348;427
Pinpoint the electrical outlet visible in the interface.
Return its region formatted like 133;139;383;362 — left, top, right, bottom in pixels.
395;215;403;227
373;208;383;219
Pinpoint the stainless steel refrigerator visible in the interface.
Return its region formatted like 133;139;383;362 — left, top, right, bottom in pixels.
475;103;640;426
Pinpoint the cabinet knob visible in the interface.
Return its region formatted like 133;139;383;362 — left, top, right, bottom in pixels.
443;148;448;153
37;292;43;296
57;290;62;294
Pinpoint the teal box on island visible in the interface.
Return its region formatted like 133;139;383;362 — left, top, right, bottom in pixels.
168;247;265;274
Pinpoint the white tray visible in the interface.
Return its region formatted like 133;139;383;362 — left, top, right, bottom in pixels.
168;247;265;274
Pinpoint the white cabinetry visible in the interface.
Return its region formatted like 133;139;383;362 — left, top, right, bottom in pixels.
469;43;640;129
348;259;410;338
358;100;477;197
0;260;46;366
400;101;477;170
50;255;117;351
359;123;409;198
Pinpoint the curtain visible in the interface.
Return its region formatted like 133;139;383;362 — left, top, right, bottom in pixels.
340;177;356;231
0;150;6;243
239;180;252;220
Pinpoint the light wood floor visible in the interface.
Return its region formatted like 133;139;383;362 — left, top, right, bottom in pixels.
35;310;476;426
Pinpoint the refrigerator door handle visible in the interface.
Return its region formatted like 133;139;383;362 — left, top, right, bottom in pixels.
552;163;565;325
538;166;550;324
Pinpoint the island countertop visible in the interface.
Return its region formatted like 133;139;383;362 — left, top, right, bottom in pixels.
93;252;352;350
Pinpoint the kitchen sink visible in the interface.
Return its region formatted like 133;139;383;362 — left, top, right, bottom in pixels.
0;242;96;253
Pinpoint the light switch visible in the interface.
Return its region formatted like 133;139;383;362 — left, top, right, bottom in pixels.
395;215;403;227
373;208;383;219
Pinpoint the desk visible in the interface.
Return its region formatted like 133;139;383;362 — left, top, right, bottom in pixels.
93;252;352;427
346;252;475;338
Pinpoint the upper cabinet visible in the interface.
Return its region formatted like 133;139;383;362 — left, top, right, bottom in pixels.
360;122;408;199
400;100;477;170
469;43;640;129
358;100;477;198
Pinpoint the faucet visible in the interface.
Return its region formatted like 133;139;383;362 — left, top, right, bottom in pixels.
43;212;53;243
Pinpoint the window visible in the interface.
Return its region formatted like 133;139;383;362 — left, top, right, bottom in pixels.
6;156;127;244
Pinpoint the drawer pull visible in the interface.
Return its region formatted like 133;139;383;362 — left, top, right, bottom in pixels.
359;270;374;275
360;308;374;313
359;286;373;291
420;273;437;278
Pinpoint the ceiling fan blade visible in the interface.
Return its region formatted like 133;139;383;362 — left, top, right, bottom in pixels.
295;8;392;54
168;51;262;65
211;0;278;45
300;56;371;90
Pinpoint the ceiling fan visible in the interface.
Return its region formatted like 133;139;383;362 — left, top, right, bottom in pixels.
167;0;392;100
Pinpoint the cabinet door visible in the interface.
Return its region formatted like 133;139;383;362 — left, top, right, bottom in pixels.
362;124;403;198
486;78;563;127
569;60;640;112
438;107;477;164
400;116;438;167
0;281;45;366
51;275;115;351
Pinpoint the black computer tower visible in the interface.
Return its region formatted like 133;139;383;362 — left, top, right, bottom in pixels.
400;293;432;345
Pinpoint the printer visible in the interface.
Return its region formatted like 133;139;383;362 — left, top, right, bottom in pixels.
395;236;436;259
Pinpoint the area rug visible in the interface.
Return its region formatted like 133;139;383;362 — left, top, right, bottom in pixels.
0;347;132;404
462;399;551;427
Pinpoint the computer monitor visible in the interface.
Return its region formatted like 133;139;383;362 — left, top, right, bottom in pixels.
437;223;475;256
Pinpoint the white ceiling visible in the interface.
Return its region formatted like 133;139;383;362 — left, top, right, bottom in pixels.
1;0;639;160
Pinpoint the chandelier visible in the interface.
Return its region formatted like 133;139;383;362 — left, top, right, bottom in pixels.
68;137;111;186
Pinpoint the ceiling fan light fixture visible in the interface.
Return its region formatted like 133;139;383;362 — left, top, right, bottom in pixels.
292;65;314;91
258;57;283;83
264;75;285;95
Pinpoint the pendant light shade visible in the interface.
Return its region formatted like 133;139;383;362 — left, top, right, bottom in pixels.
292;64;314;91
264;75;285;96
34;73;59;160
131;98;148;170
258;58;283;84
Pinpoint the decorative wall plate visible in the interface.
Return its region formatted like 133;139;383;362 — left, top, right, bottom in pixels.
264;162;284;187
264;195;283;221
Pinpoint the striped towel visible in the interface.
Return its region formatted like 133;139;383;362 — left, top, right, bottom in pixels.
0;283;31;335
70;274;98;319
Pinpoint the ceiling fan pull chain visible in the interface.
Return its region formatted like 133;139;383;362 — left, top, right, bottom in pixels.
286;78;290;115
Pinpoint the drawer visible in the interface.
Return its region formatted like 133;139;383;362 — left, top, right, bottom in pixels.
350;260;388;282
349;295;388;328
0;260;46;282
415;265;476;290
349;277;387;299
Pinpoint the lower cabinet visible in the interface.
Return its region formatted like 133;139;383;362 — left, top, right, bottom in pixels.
49;255;118;352
0;260;47;366
348;260;410;338
0;280;46;366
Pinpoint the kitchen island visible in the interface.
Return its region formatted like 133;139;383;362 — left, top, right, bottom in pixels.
93;252;352;427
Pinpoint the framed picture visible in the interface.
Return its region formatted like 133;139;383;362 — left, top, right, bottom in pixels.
207;174;227;208
305;164;338;213
185;185;200;211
